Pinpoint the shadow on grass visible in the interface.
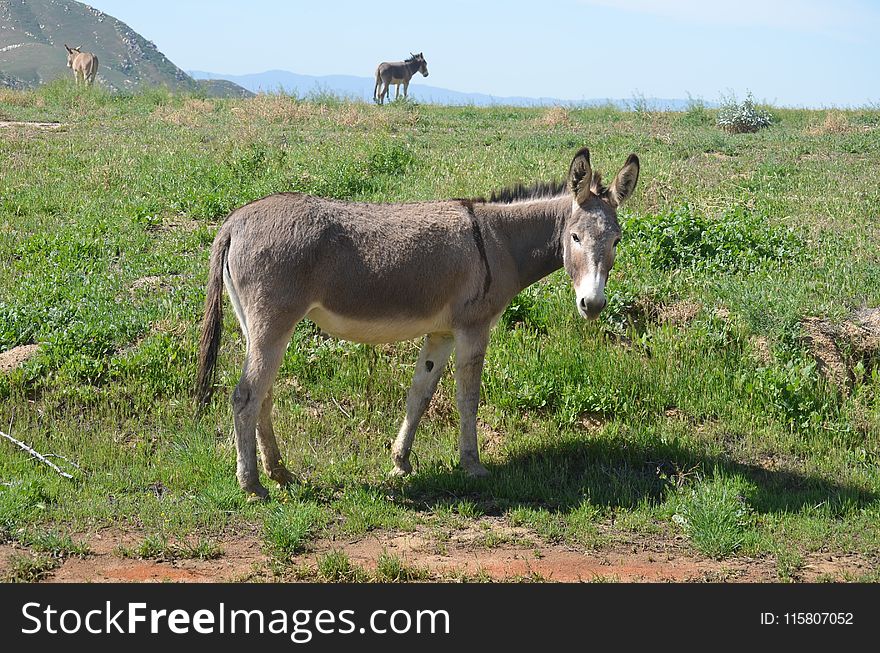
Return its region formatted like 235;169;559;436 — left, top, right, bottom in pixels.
395;432;877;518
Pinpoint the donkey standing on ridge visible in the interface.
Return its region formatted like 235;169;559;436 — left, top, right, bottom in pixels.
196;147;640;499
374;52;428;104
64;44;98;86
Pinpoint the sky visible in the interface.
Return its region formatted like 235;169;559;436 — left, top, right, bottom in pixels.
85;0;880;107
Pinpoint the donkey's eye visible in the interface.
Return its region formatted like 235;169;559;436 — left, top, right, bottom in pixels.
613;237;620;247
571;233;580;243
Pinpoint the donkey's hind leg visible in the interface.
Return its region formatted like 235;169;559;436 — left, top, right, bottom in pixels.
257;388;295;487
232;328;294;500
390;333;454;476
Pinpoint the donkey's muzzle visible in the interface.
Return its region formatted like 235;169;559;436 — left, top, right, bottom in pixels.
578;296;606;320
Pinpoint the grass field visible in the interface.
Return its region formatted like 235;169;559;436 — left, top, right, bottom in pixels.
1;81;879;582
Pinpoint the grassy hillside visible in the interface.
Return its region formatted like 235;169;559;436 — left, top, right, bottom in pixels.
0;0;251;96
1;82;879;582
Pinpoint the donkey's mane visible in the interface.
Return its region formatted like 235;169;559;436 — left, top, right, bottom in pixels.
474;180;566;204
474;173;608;205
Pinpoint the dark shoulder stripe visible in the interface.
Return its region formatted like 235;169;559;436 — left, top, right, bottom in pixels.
459;200;492;299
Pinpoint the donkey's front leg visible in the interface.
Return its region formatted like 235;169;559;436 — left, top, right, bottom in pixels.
454;326;491;477
391;333;455;476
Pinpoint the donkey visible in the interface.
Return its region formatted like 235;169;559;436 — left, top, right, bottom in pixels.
374;52;428;104
196;147;640;499
64;44;98;86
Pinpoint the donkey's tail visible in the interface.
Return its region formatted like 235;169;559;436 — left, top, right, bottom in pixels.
195;228;231;410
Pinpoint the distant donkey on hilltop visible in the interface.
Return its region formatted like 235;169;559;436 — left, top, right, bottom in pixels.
374;52;428;104
64;44;99;86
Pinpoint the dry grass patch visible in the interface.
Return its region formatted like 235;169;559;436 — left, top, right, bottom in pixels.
658;300;702;326
535;106;570;128
151;99;216;126
749;335;774;365
806;111;853;136
0;88;44;108
231;94;321;124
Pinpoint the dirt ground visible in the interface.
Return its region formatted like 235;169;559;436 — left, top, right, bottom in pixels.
2;517;874;583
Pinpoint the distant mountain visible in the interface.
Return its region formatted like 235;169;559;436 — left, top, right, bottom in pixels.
0;0;251;97
189;69;695;109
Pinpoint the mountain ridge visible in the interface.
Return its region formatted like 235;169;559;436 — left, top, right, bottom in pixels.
0;0;251;97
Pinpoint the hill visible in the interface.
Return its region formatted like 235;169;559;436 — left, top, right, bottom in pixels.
189;68;695;108
0;0;251;96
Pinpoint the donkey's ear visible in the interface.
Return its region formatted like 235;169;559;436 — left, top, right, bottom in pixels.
64;44;72;53
608;154;640;208
74;46;82;51
568;147;593;205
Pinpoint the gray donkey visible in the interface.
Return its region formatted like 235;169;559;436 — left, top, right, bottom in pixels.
197;147;640;499
374;52;428;104
64;44;98;86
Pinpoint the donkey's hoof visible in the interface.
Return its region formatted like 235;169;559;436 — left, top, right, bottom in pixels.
244;485;270;502
463;462;490;478
389;454;412;477
269;467;296;487
389;462;412;477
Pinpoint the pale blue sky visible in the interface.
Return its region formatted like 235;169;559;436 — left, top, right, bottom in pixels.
86;0;879;106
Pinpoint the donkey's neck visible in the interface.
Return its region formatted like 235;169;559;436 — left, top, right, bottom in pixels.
475;195;569;291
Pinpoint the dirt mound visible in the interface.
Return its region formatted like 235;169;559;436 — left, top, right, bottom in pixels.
627;298;703;328
0;344;40;372
801;308;880;391
657;300;702;326
604;298;703;349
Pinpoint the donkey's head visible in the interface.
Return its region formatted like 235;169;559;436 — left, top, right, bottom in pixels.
562;148;639;319
411;52;428;77
64;44;81;68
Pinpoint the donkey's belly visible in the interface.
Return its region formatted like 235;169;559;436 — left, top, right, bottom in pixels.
306;305;451;344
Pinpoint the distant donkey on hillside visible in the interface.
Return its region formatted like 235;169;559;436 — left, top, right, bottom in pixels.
64;44;99;86
374;52;428;104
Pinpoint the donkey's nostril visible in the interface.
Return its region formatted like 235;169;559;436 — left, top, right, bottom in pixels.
579;296;605;318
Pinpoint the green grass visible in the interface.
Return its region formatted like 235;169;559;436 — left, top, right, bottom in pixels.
1;82;879;580
2;552;60;583
670;473;755;558
264;500;329;557
316;550;369;582
116;534;222;561
375;552;429;582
